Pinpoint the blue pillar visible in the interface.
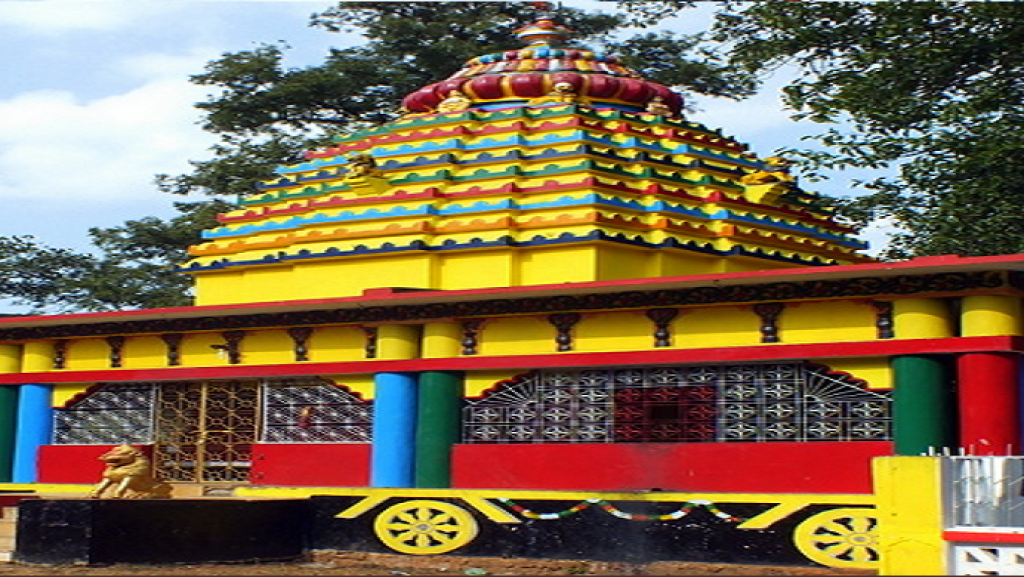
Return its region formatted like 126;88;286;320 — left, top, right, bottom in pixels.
13;384;53;483
370;372;418;488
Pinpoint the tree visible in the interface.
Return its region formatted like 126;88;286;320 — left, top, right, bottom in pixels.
157;1;755;199
4;2;755;313
0;202;230;313
624;1;1024;259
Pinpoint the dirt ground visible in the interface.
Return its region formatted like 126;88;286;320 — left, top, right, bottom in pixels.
0;552;876;576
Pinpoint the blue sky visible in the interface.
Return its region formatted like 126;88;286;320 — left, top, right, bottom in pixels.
0;0;891;259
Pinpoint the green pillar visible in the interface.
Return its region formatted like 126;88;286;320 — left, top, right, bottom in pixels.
893;355;957;455
0;386;17;482
415;371;464;488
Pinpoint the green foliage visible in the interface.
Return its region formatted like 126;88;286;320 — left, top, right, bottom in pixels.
0;202;230;313
6;1;755;313
636;0;1024;259
160;1;754;198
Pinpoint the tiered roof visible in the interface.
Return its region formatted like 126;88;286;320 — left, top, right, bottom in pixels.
183;17;872;305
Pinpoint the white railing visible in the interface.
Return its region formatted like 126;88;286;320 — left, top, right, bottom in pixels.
945;456;1024;530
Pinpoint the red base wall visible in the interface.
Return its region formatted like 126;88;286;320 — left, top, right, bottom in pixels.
38;444;144;484
250;443;371;487
452;441;892;494
37;443;371;487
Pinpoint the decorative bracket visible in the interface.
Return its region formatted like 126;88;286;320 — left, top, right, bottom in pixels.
461;319;484;355
105;336;126;368
646;308;679;348
52;340;68;370
161;333;184;366
753;303;784;343
548;313;582;352
288;327;314;362
362;326;379;359
217;330;245;365
872;301;895;339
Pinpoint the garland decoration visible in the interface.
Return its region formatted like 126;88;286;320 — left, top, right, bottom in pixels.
496;498;746;523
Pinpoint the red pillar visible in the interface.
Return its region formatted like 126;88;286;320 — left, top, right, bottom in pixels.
958;352;1021;455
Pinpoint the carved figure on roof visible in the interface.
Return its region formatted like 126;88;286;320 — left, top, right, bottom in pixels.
346;153;384;178
741;156;797;186
528;82;591;107
645;96;676;118
437;89;472;113
344;153;389;195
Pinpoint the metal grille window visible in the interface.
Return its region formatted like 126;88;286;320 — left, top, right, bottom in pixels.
261;378;373;443
463;363;891;444
53;383;156;444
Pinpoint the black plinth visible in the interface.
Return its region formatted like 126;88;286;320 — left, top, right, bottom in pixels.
15;499;310;565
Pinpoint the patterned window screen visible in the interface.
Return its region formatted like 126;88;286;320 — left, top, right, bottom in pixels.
462;363;891;444
53;383;156;444
261;378;373;443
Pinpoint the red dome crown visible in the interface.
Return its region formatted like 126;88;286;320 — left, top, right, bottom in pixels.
402;18;684;116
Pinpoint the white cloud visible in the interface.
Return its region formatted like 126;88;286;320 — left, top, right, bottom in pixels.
0;75;214;206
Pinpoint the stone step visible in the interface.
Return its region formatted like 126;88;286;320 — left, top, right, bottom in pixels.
0;551;10;562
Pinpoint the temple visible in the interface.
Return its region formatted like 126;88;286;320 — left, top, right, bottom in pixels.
1;15;1023;574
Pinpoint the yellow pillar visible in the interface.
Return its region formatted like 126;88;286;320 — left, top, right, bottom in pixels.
21;342;52;372
873;456;947;575
421;322;462;358
894;298;954;339
961;295;1022;337
0;345;22;373
376;324;421;360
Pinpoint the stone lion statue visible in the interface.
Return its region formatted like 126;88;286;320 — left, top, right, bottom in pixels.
90;444;172;499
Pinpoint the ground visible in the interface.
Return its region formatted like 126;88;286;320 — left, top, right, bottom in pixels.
0;552;876;576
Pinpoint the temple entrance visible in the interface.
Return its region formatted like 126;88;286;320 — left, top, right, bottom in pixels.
153;380;260;483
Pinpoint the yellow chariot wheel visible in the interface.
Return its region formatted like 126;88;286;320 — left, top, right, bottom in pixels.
793;507;880;569
373;499;480;555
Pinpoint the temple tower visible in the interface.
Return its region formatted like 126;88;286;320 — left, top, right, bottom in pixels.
184;17;871;306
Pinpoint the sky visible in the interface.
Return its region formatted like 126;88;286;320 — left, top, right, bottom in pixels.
0;0;891;261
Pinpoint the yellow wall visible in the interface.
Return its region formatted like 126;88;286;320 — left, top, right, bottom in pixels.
324;373;375;400
674;305;762;349
436;250;516;290
465;369;524;398
817;357;892;390
180;332;234;366
53;383;94;407
64;338;109;371
122;335;171;369
4;297;939;375
783;300;876;344
961;294;1022;336
244;329;295;365
894;298;954;339
481;315;553;356
518;246;596;286
573;310;651;351
0;344;22;373
311;326;371;362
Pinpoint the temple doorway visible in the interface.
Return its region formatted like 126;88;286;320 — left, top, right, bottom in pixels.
152;380;259;483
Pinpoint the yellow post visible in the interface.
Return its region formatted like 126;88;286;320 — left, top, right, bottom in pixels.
0;345;22;373
961;295;1022;337
893;298;954;339
421;322;462;358
376;324;421;360
21;341;52;372
873;456;947;575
